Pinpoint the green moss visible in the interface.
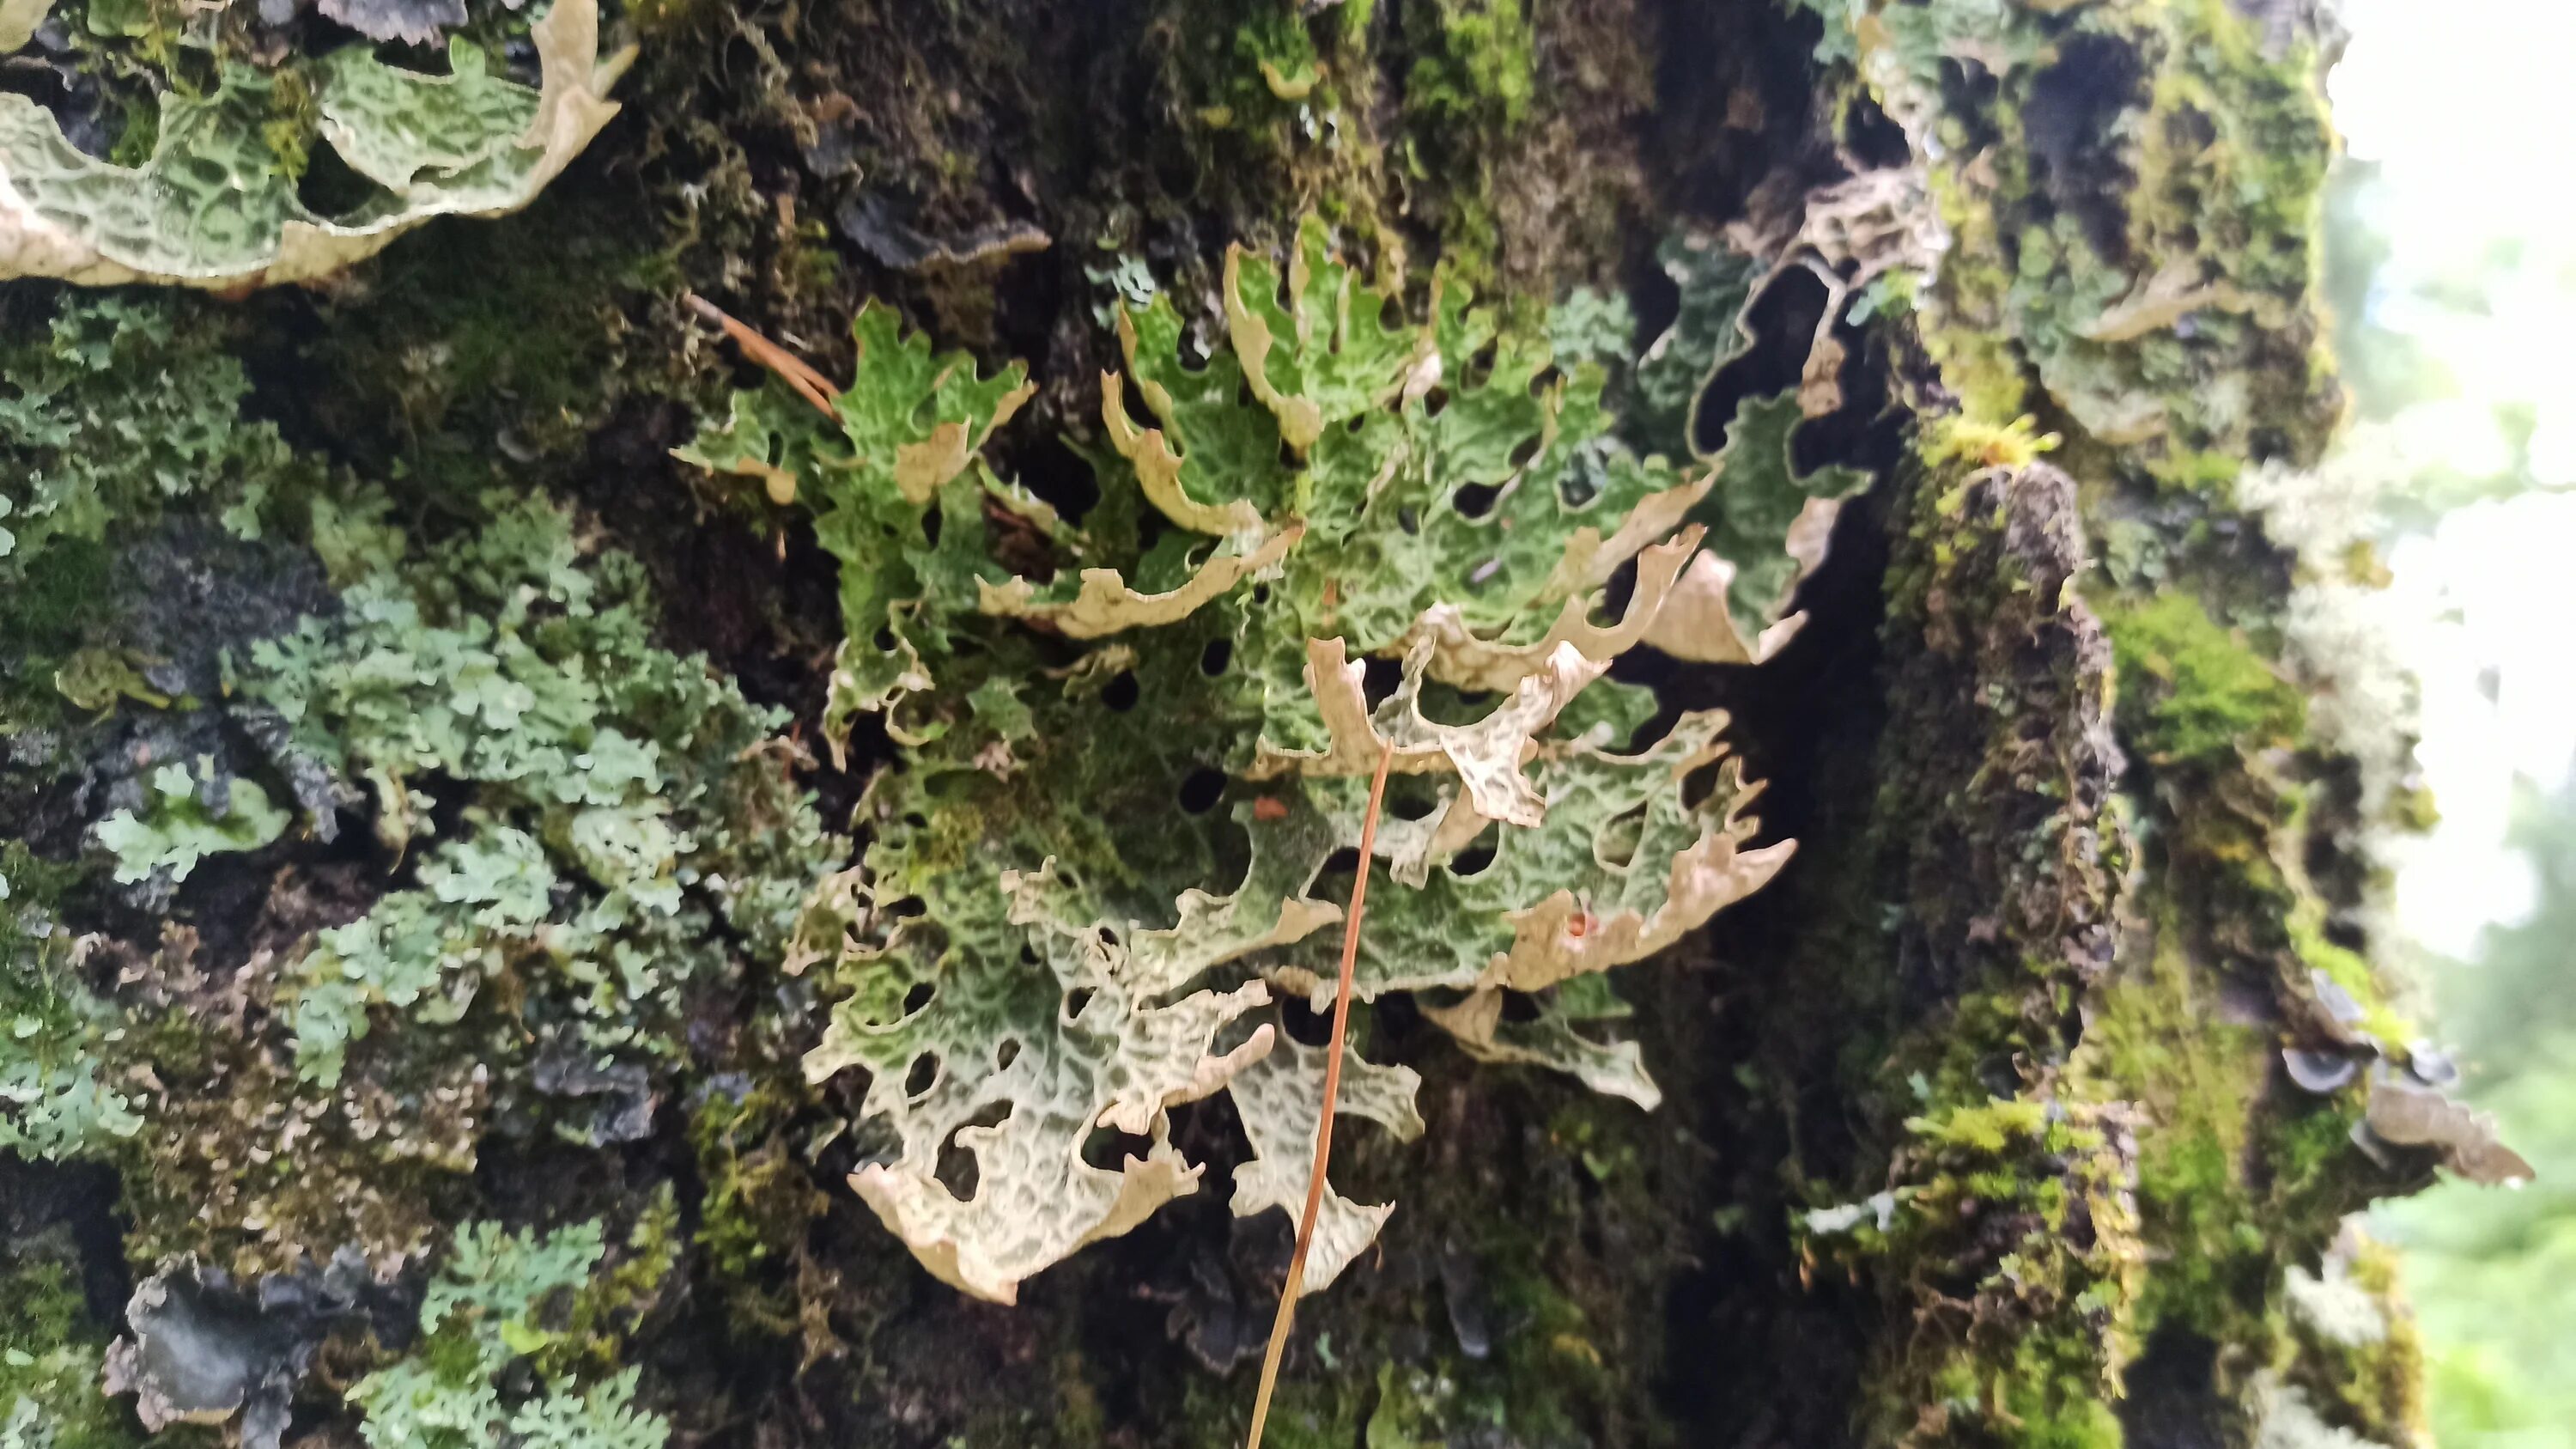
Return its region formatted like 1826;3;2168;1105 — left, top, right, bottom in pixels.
0;1250;143;1449
2100;593;2304;769
1906;1097;2050;1154
1808;1094;2145;1449
689;1081;824;1334
2287;1239;2426;1444
304;184;673;477
2076;945;2263;1337
1392;0;1540;283
2286;904;2412;1045
1400;0;1534;131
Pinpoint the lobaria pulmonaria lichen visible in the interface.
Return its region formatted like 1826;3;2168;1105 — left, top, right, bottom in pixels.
0;0;628;290
680;218;1849;1303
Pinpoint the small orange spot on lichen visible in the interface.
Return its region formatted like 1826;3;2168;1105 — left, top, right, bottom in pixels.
1252;796;1290;822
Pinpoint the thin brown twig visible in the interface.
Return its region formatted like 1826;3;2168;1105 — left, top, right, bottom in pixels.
1244;740;1394;1449
683;291;842;420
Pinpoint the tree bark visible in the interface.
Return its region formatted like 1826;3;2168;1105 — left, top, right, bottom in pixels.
0;1;2444;1447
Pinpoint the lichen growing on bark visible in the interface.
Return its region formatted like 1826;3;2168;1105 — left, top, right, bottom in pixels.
0;0;629;289
0;0;2489;1441
683;217;1831;1302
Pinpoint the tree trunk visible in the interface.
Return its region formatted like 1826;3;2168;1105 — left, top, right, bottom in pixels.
0;1;2448;1447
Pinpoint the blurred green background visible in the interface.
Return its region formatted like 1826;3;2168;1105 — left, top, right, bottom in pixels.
2331;3;2576;1445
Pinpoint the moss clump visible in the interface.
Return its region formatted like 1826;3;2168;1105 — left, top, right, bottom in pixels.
2283;1239;2427;1446
1394;0;1539;283
2101;593;2305;770
2070;928;2269;1340
1400;0;1535;133
688;1080;824;1332
301;183;677;478
0;1246;143;1449
1803;1097;2144;1449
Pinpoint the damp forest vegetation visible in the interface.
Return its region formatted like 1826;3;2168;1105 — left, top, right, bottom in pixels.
0;0;2507;1446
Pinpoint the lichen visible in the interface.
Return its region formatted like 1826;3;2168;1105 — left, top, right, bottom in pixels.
0;294;296;575
349;1218;671;1449
0;843;142;1162
62;482;845;1277
92;760;289;886
0;0;629;289
246;489;840;1089
1801;0;2343;477
684;218;1824;1302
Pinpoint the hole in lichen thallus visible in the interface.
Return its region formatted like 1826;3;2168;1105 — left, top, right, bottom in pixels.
294;143;377;220
1452;481;1504;518
1449;825;1499;877
1014;432;1102;524
933;1103;1011;1200
1360;656;1403;708
1179;766;1226;815
1693;265;1830;457
1080;1125;1156;1171
1275;993;1334;1047
1385;776;1442;822
1841;92;1910;170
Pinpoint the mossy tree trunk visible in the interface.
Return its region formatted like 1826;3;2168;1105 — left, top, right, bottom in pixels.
0;1;2445;1446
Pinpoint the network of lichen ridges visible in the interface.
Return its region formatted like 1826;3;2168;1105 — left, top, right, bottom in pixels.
681;216;1854;1302
0;0;626;289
